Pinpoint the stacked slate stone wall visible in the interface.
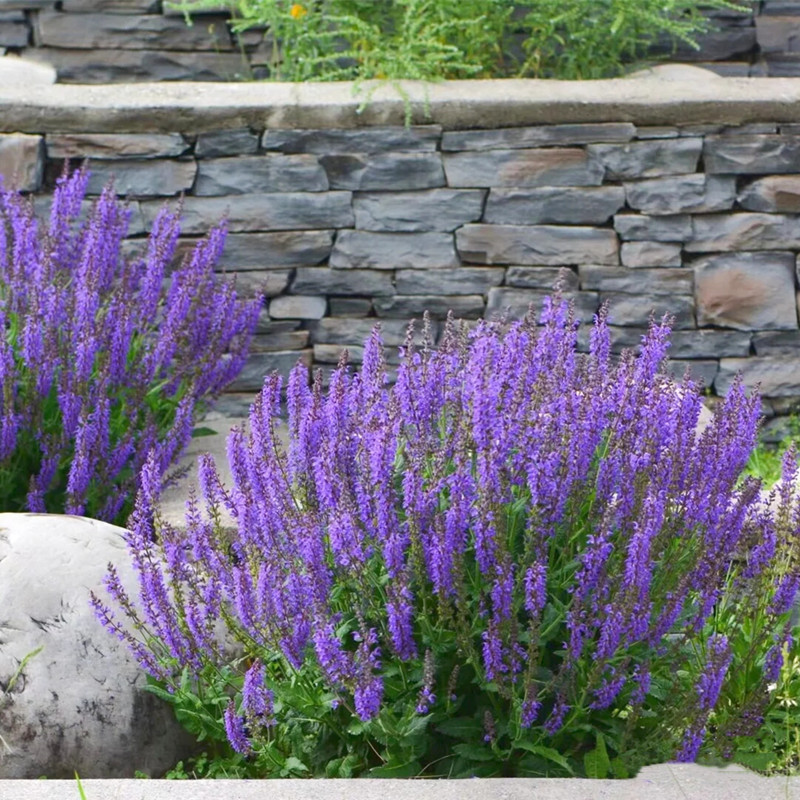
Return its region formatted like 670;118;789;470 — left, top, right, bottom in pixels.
5;118;800;425
3;0;800;81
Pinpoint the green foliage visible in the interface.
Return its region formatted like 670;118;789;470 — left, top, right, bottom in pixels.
744;417;800;488
169;0;749;82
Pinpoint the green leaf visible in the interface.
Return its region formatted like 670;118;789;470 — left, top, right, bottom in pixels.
453;742;497;762
367;761;422;778
191;426;218;438
610;756;630;779
516;742;574;775
734;750;776;773
436;716;483;740
281;757;309;776
583;733;611;779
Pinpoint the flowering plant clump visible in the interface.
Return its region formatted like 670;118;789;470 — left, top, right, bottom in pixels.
95;298;800;778
0;167;260;525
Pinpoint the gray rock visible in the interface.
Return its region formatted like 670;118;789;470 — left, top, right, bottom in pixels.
62;0;159;9
665;359;719;390
444;149;604;188
34;10;233;50
694;251;797;330
292;267;394;297
310;317;438;347
330;231;458;270
0;513;198;779
250;329;312;352
374;294;485;320
634;127;680;139
602;292;695;329
320;152;444;191
752;330;800;355
738;176;800;212
649;27;756;61
716;356;800;397
263;126;441;154
395;267;504;295
484;186;625;225
353;189;485;232
624;174;736;215
228;349;313;391
578;266;693;294
0;21;27;46
26;47;246;83
456;224;618;266
705;135;800;174
0;55;54;85
440;123;636;151
614;214;692;242
586;138;702;179
215;230;334;268
85;159;196;197
760;53;800;76
33;196;147;237
195;156;329;195
195;129;260;158
329;298;372;316
268;295;327;320
687;214;800;252
0;133;42;191
141;192;354;234
46;133;188;160
232;270;290;298
486;288;599;321
756;15;800;53
620;241;683;267
602;327;751;358
505;266;579;290
314;343;365;364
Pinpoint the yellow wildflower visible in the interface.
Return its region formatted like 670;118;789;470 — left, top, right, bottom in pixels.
290;3;307;19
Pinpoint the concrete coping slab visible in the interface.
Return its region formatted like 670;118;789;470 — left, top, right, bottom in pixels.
1;764;799;800
4;74;800;133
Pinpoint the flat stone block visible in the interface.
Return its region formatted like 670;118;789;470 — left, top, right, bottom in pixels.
705;135;800;174
716;356;800;396
330;231;458;270
487;287;599;321
687;214;800;252
62;0;159;9
738;175;800;212
0;21;27;46
602;292;695;329
353;189;485;232
313;343;365;364
586;138;702;179
311;317;438;347
329;297;372;316
268;295;327;320
624;174;735;215
484;186;625;225
250;329;310;352
320;152;444;191
214;230;334;268
46;133;188;160
604;327;751;358
195;129;260;158
195;155;329;195
292;267;394;297
620;241;683;267
578;266;693;294
441;123;636;151
694;251;798;330
505;266;579;290
756;15;800;53
263;126;441;154
457;224;618;266
228;349;313;391
374;294;485;320
84;159;196;197
35;10;233;51
0;132;42;191
614;214;692;242
665;359;719;389
141;192;354;234
752;330;800;354
232;270;291;298
444;148;604;188
395;267;504;295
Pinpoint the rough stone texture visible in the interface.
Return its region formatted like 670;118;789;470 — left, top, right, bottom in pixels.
330;231;459;270
46;133;188;160
484;186;625;225
694;251;798;330
263;126;441;154
756;15;800;53
752;330;800;354
0;513;198;779
705;134;800;173
586;138;702;179
353;189;485;232
140;192;354;234
195;129;260;158
0;21;27;46
215;231;334;268
440;123;636;151
687;213;800;252
457;224;618;266
229;350;313;392
604;327;752;358
313;343;366;364
505;266;579;289
665;359;720;389
292;267;394;297
0;132;42;191
620;241;683;267
602;292;696;329
738;175;800;211
614;214;692;242
395;268;504;295
329;297;372;316
33;196;147;236
624;174;736;215
320;152;444;191
269;295;327;320
444;149;604;188
716;356;800;396
311;317;438;347
486;288;599;320
35;10;232;51
373;294;485;320
195;156;329;195
578;266;693;294
234;270;291;298
84;158;196;197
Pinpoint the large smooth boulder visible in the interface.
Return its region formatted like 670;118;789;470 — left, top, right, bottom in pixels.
0;513;197;778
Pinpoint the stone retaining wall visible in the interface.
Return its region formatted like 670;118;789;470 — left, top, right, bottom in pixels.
0;0;799;82
4;79;800;422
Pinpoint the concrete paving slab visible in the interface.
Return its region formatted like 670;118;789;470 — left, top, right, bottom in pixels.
1;764;798;800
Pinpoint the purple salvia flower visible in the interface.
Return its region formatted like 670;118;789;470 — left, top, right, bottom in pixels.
224;702;251;755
